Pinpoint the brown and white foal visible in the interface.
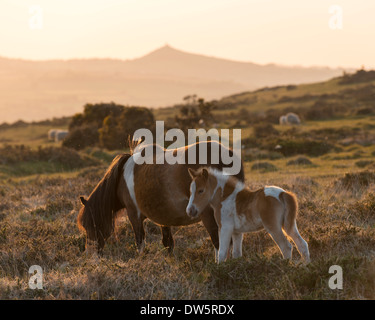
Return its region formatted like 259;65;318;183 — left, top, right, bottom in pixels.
186;167;310;264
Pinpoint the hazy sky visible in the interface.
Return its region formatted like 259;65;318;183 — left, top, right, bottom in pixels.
0;0;374;68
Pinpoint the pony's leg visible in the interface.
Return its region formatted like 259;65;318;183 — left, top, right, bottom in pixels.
284;222;310;263
231;232;243;259
218;224;234;263
200;208;219;251
127;209;147;253
161;226;174;254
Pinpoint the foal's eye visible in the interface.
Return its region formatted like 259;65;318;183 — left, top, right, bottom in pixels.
198;189;204;194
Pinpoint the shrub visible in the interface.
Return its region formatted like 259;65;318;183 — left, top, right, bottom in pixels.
0;144;99;169
356;107;374;115
336;170;375;189
70;103;124;129
349;193;375;222
251;162;278;172
62;125;99;150
287;156;313;166
253;123;279;138
271;139;332;157
339;69;375;85
99;106;155;150
242;148;283;162
355;160;374;168
303;100;349;121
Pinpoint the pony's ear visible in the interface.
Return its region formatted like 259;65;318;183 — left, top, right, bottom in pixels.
188;168;198;179
80;196;88;206
201;168;209;180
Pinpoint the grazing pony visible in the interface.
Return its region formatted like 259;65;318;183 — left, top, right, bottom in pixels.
186;167;310;263
78;141;244;254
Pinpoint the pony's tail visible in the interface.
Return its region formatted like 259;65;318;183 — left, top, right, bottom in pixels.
280;191;298;233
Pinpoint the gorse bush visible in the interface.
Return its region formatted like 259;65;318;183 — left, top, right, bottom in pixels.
336;170;375;190
62;124;99;150
69;103;124;130
303;100;349;121
270;138;333;157
99;107;155;150
63;103;155;150
286;156;314;166
0;144;99;169
253;123;279;138
251;161;278;172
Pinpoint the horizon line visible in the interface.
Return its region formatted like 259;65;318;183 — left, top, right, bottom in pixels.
0;44;360;71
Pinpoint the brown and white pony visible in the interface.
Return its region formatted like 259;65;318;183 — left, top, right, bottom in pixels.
78;141;244;254
186;167;310;263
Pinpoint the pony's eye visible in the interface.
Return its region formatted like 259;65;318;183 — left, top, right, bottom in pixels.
198;189;204;194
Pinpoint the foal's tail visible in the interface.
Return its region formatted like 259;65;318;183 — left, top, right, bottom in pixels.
280;191;298;233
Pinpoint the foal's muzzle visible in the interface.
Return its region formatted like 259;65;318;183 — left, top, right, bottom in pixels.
186;205;199;219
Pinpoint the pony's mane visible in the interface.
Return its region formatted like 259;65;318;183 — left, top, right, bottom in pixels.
128;136;143;154
77;153;132;249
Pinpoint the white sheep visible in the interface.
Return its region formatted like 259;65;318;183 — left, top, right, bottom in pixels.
54;130;69;142
48;129;58;141
279;115;287;125
279;113;301;125
286;112;301;125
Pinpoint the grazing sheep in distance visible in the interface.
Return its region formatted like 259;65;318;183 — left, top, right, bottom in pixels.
55;130;69;142
279;115;287;125
279;112;301;125
48;129;58;141
48;129;69;142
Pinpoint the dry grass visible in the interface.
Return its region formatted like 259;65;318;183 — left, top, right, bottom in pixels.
1;162;375;300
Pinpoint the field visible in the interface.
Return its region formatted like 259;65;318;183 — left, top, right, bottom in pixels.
1;71;375;300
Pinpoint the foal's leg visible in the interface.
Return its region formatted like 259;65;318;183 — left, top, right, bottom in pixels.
261;209;292;259
231;232;243;259
260;202;293;260
161;226;174;254
201;207;233;262
218;224;234;263
266;228;293;260
284;221;310;263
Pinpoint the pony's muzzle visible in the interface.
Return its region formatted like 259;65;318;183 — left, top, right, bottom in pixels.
186;205;199;219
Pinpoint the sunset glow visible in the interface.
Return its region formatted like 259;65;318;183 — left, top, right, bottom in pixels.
1;0;374;68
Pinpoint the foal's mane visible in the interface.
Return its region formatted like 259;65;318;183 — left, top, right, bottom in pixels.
206;167;246;190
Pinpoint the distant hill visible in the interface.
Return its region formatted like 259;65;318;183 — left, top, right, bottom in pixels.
0;45;349;122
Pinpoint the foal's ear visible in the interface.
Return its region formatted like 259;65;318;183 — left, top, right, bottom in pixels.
188;167;198;179
202;168;209;180
80;196;88;206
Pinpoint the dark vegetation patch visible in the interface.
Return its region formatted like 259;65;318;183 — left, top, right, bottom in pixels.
339;70;375;85
271;139;333;157
0;144;99;169
251;162;278;172
286;156;314;166
63;102;155;150
355;160;374;168
335;170;375;190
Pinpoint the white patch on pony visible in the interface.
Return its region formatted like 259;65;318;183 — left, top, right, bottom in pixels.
264;186;285;201
123;155;141;218
208;168;230;197
186;181;196;214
